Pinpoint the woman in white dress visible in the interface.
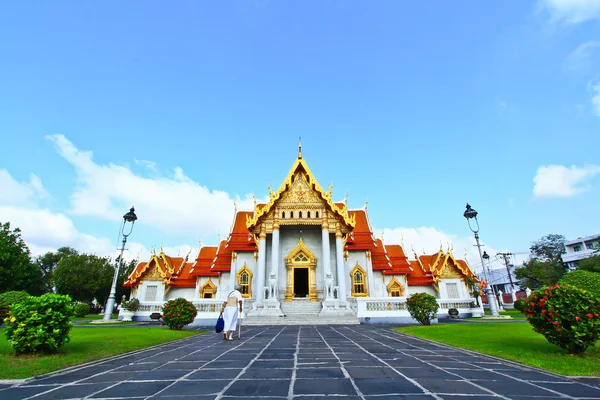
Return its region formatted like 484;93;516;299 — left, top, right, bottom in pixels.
221;284;243;341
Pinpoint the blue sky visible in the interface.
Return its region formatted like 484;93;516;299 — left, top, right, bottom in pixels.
1;1;599;274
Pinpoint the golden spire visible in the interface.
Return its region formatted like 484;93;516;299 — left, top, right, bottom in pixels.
440;240;443;252
268;182;274;198
327;181;333;198
160;243;164;255
298;136;303;159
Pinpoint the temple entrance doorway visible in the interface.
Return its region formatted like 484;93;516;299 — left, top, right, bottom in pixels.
285;237;318;301
293;268;309;298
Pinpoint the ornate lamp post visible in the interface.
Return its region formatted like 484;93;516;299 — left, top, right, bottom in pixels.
463;203;499;317
103;207;138;321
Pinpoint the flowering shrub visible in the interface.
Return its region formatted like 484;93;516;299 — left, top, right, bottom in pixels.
524;284;600;356
73;302;90;318
406;292;439;326
559;270;600;298
513;299;525;312
0;291;30;321
4;293;74;354
161;298;197;330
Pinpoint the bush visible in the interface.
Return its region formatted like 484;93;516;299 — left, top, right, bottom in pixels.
4;293;74;354
524;284;600;356
406;292;439;326
161;298;197;330
0;291;30;321
559;270;600;298
514;299;525;312
73;302;90;318
121;297;139;312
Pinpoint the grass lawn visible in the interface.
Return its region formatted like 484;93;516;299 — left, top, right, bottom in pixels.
0;328;201;379
70;314;117;321
396;323;600;376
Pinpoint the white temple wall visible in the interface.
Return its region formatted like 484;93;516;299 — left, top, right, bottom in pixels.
165;287;195;301
235;252;257;298
406;285;437;297
138;280;165;302
372;271;386;297
346;250;368;298
278;227;323;297
439;278;469;299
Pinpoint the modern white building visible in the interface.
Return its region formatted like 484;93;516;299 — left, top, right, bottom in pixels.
563;234;600;269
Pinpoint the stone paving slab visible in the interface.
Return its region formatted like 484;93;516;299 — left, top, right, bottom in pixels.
0;325;599;399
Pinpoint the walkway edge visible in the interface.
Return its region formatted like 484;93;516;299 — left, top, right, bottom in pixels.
1;330;207;386
389;328;598;381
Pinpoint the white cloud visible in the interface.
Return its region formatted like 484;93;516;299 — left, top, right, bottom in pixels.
0;170;49;206
533;164;600;197
539;0;600;24
564;41;600;72
590;81;600;116
46;134;263;238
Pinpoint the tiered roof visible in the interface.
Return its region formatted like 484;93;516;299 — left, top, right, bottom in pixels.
124;250;195;288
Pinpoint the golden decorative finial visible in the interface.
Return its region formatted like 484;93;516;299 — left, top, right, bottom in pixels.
344;190;348;206
268;182;274;198
298;136;303;159
364;197;369;210
327;181;333;198
160;243;164;254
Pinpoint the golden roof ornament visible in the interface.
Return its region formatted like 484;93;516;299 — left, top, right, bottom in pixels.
298;136;303;159
364;197;369;211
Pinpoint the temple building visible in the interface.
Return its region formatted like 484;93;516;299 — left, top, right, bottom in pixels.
123;146;481;324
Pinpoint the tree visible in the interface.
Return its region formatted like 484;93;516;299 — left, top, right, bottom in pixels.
34;247;78;293
53;252;114;304
515;234;568;289
515;259;565;289
530;234;566;265
578;254;600;274
0;222;44;294
115;257;137;301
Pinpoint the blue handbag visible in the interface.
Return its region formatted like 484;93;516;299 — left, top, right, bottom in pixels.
215;312;224;333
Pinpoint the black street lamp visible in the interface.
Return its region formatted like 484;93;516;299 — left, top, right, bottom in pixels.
463;204;500;317
103;207;138;321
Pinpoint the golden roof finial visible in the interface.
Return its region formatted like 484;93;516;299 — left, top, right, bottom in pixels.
252;193;257;208
298;136;303;159
364;197;369;210
344;190;348;206
440;240;443;252
160;243;164;255
268;182;274;198
327;181;333;198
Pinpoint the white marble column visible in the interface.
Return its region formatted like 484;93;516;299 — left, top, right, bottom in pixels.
335;228;347;301
255;225;267;303
322;218;332;298
269;219;280;300
366;250;375;296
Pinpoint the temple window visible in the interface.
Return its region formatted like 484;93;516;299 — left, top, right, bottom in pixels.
446;282;459;299
307;211;311;218
236;264;253;298
290;211;294;218
144;285;158;301
299;211;303;218
294;252;309;262
200;279;217;299
282;211;285;219
350;263;368;297
387;278;404;297
316;211;319;218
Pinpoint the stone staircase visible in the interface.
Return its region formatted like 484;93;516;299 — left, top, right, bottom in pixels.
243;300;359;325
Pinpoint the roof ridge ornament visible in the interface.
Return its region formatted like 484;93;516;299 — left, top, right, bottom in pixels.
298;136;302;159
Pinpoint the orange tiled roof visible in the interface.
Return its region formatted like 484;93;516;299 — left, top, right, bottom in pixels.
406;260;434;285
382;244;412;275
211;240;233;272
190;246;219;277
371;238;392;271
345;210;377;251
168;262;196;287
226;211;258;251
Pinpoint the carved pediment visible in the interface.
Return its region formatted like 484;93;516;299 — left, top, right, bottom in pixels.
143;263;164;281
440;262;463;279
279;174;323;207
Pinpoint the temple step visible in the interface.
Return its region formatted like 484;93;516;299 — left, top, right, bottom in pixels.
241;315;359;326
280;300;323;316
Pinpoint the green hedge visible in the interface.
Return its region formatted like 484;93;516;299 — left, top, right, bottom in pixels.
559;270;600;298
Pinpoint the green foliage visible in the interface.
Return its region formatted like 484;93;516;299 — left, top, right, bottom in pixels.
0;291;31;321
559;270;600;298
406;292;439;326
515;259;566;289
513;299;525;312
4;293;74;354
530;234;566;264
34;247;78;293
524;285;600;356
578;254;600;274
53;252;115;305
73;302;90;318
120;297;139;312
0;222;44;295
161;298;197;330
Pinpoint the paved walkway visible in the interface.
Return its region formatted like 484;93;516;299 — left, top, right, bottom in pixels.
1;325;599;400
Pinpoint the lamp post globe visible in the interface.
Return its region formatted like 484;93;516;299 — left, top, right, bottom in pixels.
463;203;499;317
103;207;138;322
